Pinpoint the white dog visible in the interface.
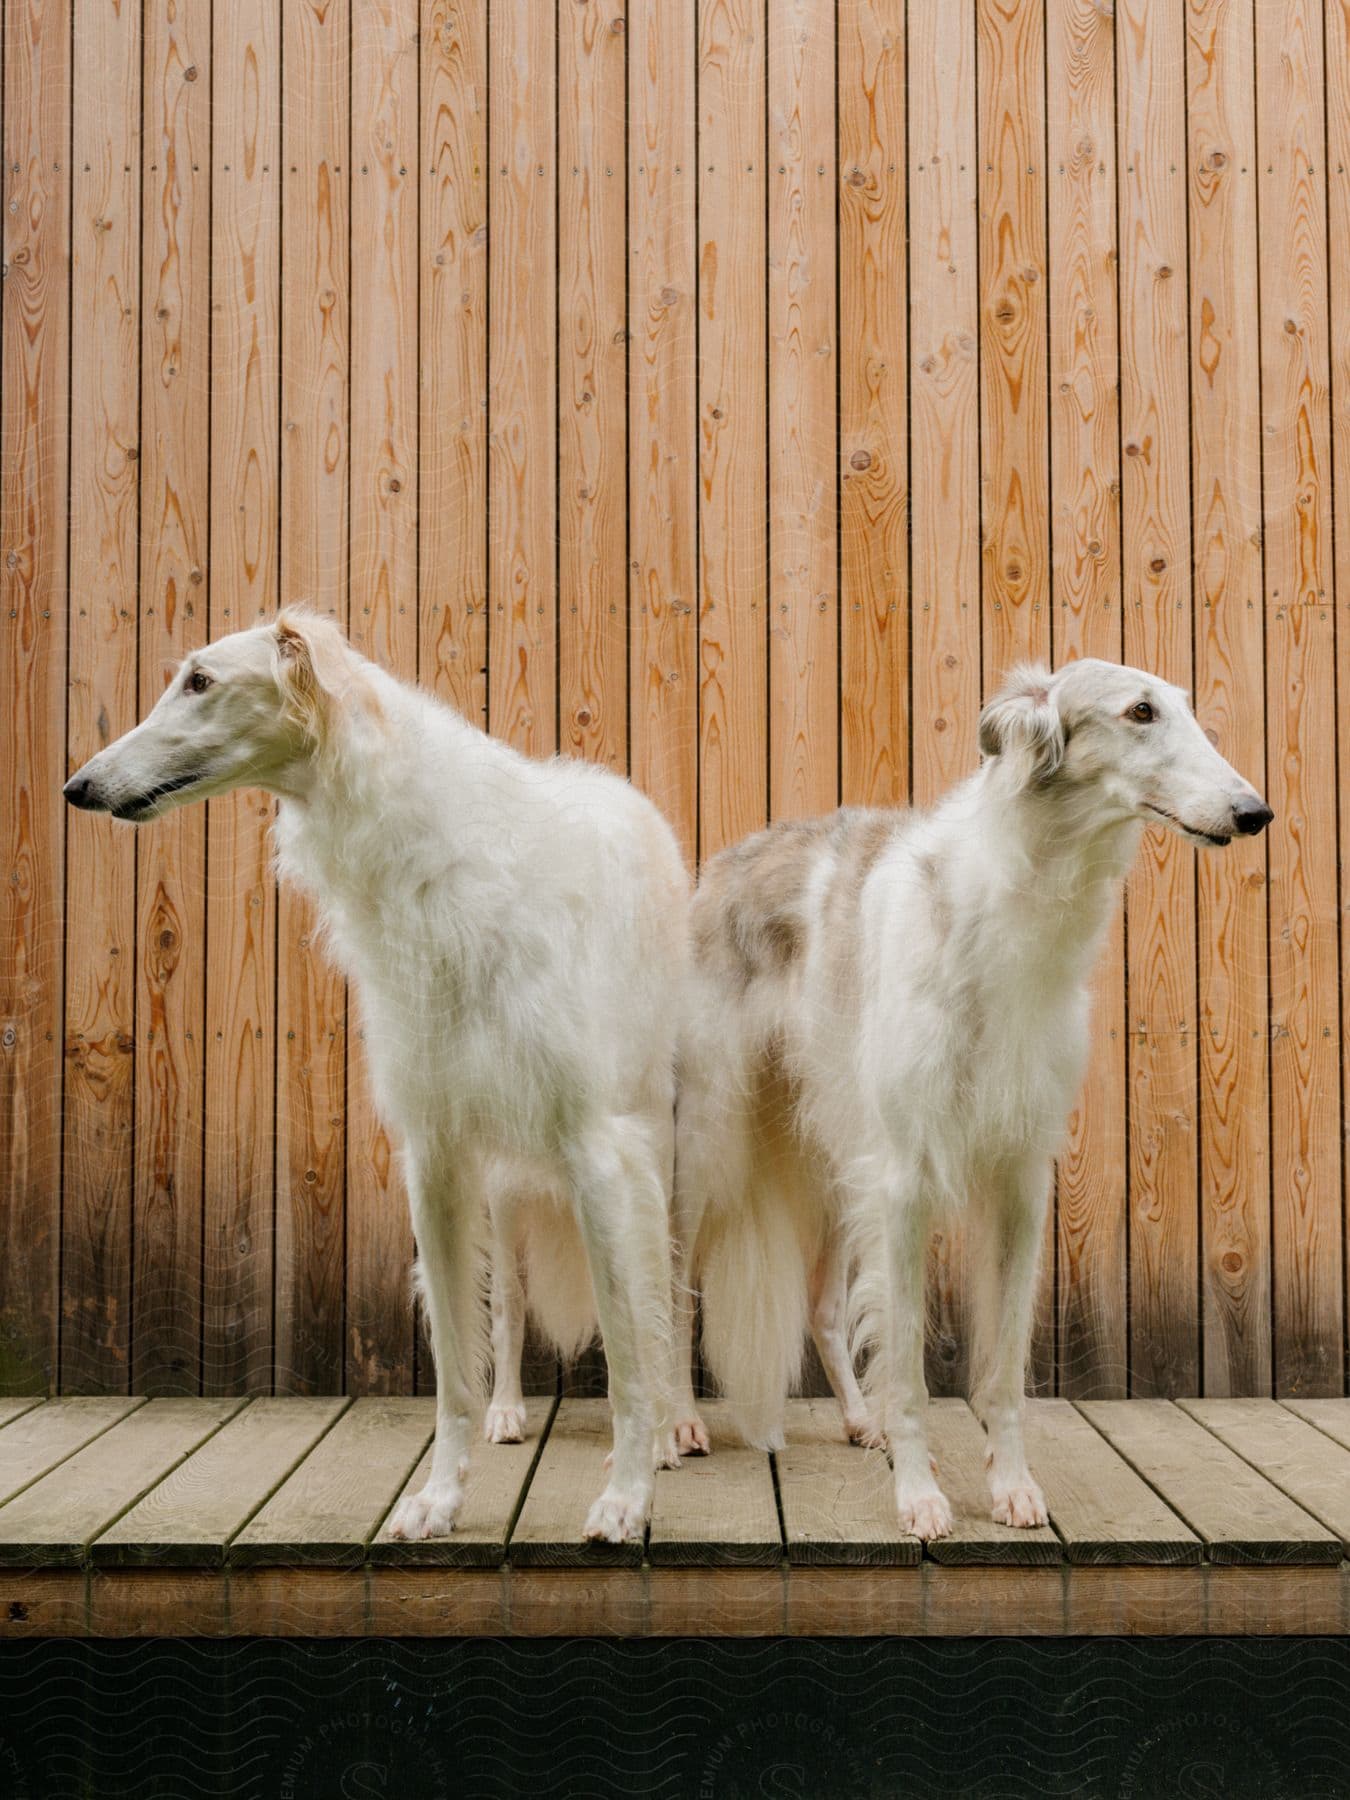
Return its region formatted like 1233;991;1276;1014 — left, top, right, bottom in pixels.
64;611;690;1542
674;660;1271;1539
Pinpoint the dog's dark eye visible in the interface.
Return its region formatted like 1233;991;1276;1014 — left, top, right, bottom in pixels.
1127;701;1154;724
186;670;213;695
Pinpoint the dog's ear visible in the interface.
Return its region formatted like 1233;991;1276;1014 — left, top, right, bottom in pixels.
274;610;342;746
978;664;1064;786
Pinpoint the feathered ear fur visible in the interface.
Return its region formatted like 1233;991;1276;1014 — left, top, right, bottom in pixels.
274;609;360;751
977;663;1064;788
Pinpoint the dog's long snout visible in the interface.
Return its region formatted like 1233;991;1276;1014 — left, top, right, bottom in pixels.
63;771;102;811
1232;797;1273;837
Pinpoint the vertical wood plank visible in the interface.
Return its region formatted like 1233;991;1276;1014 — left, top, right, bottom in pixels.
559;1;627;777
768;0;837;822
0;0;69;1394
1255;0;1340;1396
631;0;697;856
277;0;350;1395
1186;0;1271;1396
838;0;906;809
909;0;979;1397
978;0;1052;1389
346;0;418;1398
63;0;142;1394
1330;0;1350;1409
697;0;767;861
419;0;486;725
1116;0;1197;1398
204;0;280;1396
489;0;556;756
134;0;210;1396
1047;0;1125;1399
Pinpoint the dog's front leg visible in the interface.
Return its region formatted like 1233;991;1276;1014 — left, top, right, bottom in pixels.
884;1181;953;1542
387;1151;483;1540
565;1121;672;1543
970;1157;1050;1529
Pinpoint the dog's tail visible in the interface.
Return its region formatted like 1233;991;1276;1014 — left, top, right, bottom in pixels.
517;1195;599;1366
699;1180;812;1451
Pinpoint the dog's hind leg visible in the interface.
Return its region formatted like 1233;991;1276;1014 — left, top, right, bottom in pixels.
386;1148;485;1540
969;1156;1051;1529
881;1175;952;1542
484;1187;527;1444
809;1223;883;1449
669;1106;710;1458
564;1118;673;1544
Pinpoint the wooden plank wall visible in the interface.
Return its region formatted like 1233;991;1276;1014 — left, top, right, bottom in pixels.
1;0;1347;1404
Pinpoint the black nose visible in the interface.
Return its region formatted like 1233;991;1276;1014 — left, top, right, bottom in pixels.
1232;797;1273;836
63;773;100;811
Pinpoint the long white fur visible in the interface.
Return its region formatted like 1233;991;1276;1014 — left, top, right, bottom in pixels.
674;660;1270;1539
64;610;691;1544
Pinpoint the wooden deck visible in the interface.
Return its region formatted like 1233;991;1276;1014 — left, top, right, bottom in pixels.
3;1395;1350;1638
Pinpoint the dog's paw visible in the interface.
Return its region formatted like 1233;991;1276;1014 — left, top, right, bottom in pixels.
483;1401;527;1444
385;1483;463;1541
843;1412;887;1450
990;1479;1048;1530
583;1485;650;1545
896;1484;954;1543
674;1414;711;1457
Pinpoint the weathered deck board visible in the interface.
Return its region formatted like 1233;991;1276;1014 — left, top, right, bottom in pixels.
370;1396;555;1568
1282;1398;1350;1454
1178;1399;1350;1555
507;1399;639;1569
925;1400;1060;1567
0;1400;43;1435
0;1398;145;1509
0;1400;241;1566
649;1402;781;1568
1024;1400;1200;1566
230;1398;433;1568
1080;1400;1341;1565
774;1398;916;1567
91;1397;350;1567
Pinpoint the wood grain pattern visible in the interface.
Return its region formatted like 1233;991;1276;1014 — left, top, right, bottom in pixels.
0;1397;241;1565
1332;0;1350;1430
1080;1398;1341;1564
1255;0;1341;1398
0;1397;144;1508
419;0;487;725
775;1397;917;1566
1116;0;1197;1402
697;0;767;861
924;1400;1062;1566
488;0;555;755
1023;1399;1200;1564
630;0;697;857
203;0;280;1398
649;1401;781;1566
63;0;142;1395
230;1397;432;1565
92;1395;349;1564
508;1398;640;1568
0;0;69;1396
768;0;837;821
1046;0;1125;1400
346;0;419;1400
276;0;350;1396
1186;0;1272;1398
559;0;627;777
134;0;210;1397
838;0;906;809
371;1395;554;1567
1178;1398;1350;1552
977;0;1052;1392
909;0;979;1398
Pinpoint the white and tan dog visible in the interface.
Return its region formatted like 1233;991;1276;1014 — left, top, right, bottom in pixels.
674;660;1271;1539
64;610;690;1543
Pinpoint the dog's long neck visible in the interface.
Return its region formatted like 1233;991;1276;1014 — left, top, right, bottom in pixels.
953;763;1143;985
